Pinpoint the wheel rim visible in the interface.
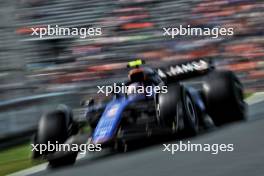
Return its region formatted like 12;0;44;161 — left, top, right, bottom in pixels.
185;95;196;124
234;81;244;109
156;103;161;123
173;103;179;132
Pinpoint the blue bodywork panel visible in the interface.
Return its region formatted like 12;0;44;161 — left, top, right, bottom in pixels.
92;94;145;144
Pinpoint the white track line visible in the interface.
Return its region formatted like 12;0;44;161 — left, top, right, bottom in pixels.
8;152;88;176
246;92;264;105
8;163;48;176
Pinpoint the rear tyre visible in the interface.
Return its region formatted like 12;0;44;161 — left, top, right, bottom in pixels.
156;84;199;136
203;70;246;125
181;89;199;136
155;84;180;129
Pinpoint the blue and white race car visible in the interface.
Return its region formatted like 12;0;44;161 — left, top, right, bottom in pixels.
32;59;246;167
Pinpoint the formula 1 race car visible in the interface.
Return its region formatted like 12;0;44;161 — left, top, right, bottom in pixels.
32;59;246;167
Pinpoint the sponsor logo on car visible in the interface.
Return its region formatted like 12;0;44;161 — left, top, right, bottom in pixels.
158;60;209;78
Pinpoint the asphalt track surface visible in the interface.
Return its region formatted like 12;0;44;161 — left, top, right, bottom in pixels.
30;100;264;176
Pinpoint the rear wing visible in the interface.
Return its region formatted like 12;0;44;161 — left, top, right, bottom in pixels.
157;59;214;81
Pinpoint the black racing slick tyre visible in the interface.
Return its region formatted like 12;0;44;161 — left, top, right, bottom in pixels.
155;84;180;129
181;89;199;136
156;84;199;135
203;70;246;125
37;109;77;167
48;152;78;168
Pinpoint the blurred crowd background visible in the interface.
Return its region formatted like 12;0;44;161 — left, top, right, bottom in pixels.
0;0;263;142
1;0;263;99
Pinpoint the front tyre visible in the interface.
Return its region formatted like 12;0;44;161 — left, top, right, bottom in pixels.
36;108;78;167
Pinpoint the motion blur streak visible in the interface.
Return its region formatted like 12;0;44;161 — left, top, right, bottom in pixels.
0;0;263;167
1;0;259;101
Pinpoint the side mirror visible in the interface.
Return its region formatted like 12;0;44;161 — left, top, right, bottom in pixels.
80;98;95;107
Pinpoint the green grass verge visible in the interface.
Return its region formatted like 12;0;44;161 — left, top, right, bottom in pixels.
0;143;43;176
244;92;254;99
